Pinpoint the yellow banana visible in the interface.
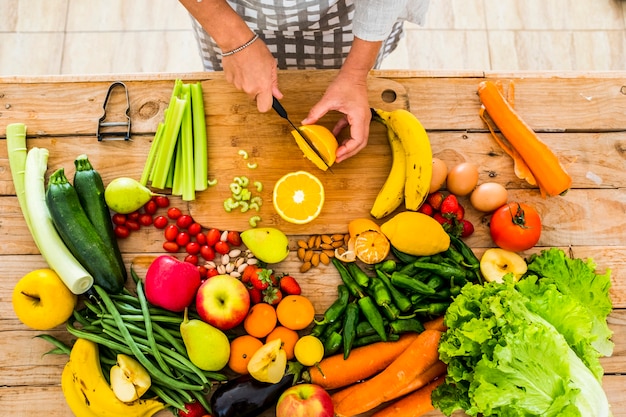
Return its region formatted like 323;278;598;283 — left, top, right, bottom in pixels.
370;109;407;219
380;108;433;211
62;338;165;417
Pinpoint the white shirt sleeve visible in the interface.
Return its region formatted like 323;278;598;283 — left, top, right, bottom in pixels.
353;0;430;41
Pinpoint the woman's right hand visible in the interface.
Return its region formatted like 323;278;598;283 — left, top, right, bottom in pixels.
222;37;282;113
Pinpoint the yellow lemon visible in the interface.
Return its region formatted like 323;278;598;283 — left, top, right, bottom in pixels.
381;211;450;256
292;125;337;171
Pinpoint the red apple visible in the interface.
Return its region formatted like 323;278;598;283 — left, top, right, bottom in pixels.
195;274;250;331
276;383;334;417
145;255;201;312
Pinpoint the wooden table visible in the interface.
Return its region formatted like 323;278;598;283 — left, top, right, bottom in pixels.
1;70;624;416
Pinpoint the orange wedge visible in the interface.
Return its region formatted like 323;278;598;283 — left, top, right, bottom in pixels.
292;125;338;171
273;171;325;224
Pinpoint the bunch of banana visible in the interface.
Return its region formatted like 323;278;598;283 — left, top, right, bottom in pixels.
61;338;165;417
370;108;433;218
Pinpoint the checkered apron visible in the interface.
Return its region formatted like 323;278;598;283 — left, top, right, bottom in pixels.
190;0;405;71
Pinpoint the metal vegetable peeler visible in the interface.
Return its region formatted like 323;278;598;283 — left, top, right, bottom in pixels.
97;81;131;141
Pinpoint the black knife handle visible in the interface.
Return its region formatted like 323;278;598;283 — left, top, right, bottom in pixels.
272;96;288;119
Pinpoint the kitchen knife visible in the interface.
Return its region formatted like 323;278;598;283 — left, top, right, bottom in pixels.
272;96;333;172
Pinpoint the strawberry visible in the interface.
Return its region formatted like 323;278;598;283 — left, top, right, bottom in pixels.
279;275;302;296
417;202;434;216
250;268;276;291
455;203;465;221
427;191;445;211
263;287;283;305
433;212;452;226
440;194;460;216
248;287;263;305
460;219;475;237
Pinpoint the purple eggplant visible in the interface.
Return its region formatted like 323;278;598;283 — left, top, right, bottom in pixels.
209;363;302;417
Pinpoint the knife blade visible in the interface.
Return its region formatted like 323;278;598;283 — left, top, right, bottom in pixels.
272;96;333;172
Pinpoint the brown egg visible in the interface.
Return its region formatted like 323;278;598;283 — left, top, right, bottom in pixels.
447;162;479;196
470;182;509;212
429;158;448;193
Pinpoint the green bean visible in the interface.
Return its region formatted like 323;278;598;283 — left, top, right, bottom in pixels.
66;321;133;355
93;285;205;391
136;278;170;375
188;387;213;415
150;385;187;411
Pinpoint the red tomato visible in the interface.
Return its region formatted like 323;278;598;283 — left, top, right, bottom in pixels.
226;230;242;246
176;232;191;247
139;213;153;226
200;245;216;261
214;241;230;255
186;241;201;255
187;222;203;236
490;202;542;251
164;224;179;242
125;220;140;231
114;225;130;239
176;215;194;230
153;215;169;229
167;207;182;220
206;228;221;247
154;195;170;208
195;231;207;245
112;213;127;226
143;200;158;215
163;241;180;253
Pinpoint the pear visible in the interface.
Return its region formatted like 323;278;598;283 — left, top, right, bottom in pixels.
104;177;156;214
180;308;230;372
110;354;151;403
247;338;287;383
480;248;528;283
241;227;289;264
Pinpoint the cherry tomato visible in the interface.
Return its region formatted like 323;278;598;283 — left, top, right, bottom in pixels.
200;245;215;261
176;215;194;230
187;222;203;236
195;231;207;245
206;228;221;247
226;230;242;246
127;211;140;221
153;215;169;229
176;232;191;247
139;213;153;227
184;254;199;265
154;195;170;208
112;213;127;226
114;225;130;239
163;241;179;253
197;265;208;279
164;224;179;242
167;207;182;220
490;202;542;252
186;241;201;255
125;220;140;231
214;241;230;255
206;268;219;278
143;200;158;215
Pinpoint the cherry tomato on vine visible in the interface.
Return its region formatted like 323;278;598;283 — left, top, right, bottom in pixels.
490;202;542;252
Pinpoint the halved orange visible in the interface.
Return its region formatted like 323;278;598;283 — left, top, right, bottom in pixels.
273;171;325;224
292;125;338;171
353;230;390;264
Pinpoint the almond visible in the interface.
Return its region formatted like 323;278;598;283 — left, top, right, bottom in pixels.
300;261;312;273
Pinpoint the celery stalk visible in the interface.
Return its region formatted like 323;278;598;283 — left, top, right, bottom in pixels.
180;84;195;201
171;133;184;196
190;82;208;192
150;96;187;189
140;121;164;186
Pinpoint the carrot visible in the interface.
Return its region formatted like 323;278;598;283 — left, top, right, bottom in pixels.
305;332;419;390
423;315;446;332
333;329;442;417
383;359;446;403
371;376;445;417
477;80;572;197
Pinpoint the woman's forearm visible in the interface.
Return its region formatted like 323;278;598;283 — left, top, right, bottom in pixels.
178;0;255;52
340;37;383;79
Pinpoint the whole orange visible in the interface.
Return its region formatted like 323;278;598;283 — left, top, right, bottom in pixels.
228;335;263;374
276;295;315;331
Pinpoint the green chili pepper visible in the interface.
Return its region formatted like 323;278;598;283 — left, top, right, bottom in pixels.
425;275;446;290
389;318;425;334
353;333;399;348
375;270;413;313
323;331;343;356
390;271;437;296
357;296;387;341
320;319;344;343
309;322;328;338
346;261;370;288
450;234;481;270
368;276;398;320
391;246;420;264
376;259;398;274
413;302;450;318
332;258;365;298
314;284;349;326
411;261;471;283
342;302;360;359
356;320;377;338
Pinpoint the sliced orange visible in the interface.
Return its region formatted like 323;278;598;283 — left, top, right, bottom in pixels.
292;125;338;171
273;171;325;224
353;229;390;264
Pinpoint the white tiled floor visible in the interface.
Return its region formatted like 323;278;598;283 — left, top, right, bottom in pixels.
1;0;626;76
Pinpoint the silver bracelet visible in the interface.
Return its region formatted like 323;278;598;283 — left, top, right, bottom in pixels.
221;33;260;57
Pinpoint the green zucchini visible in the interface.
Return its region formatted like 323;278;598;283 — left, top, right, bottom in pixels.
46;168;125;294
73;154;127;282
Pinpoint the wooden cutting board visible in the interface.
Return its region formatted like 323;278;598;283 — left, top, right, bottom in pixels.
187;72;410;233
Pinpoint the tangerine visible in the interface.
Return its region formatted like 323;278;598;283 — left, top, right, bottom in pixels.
272;171;325;224
266;326;300;360
353;229;390;264
228;335;263;374
243;303;277;338
276;295;315;330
